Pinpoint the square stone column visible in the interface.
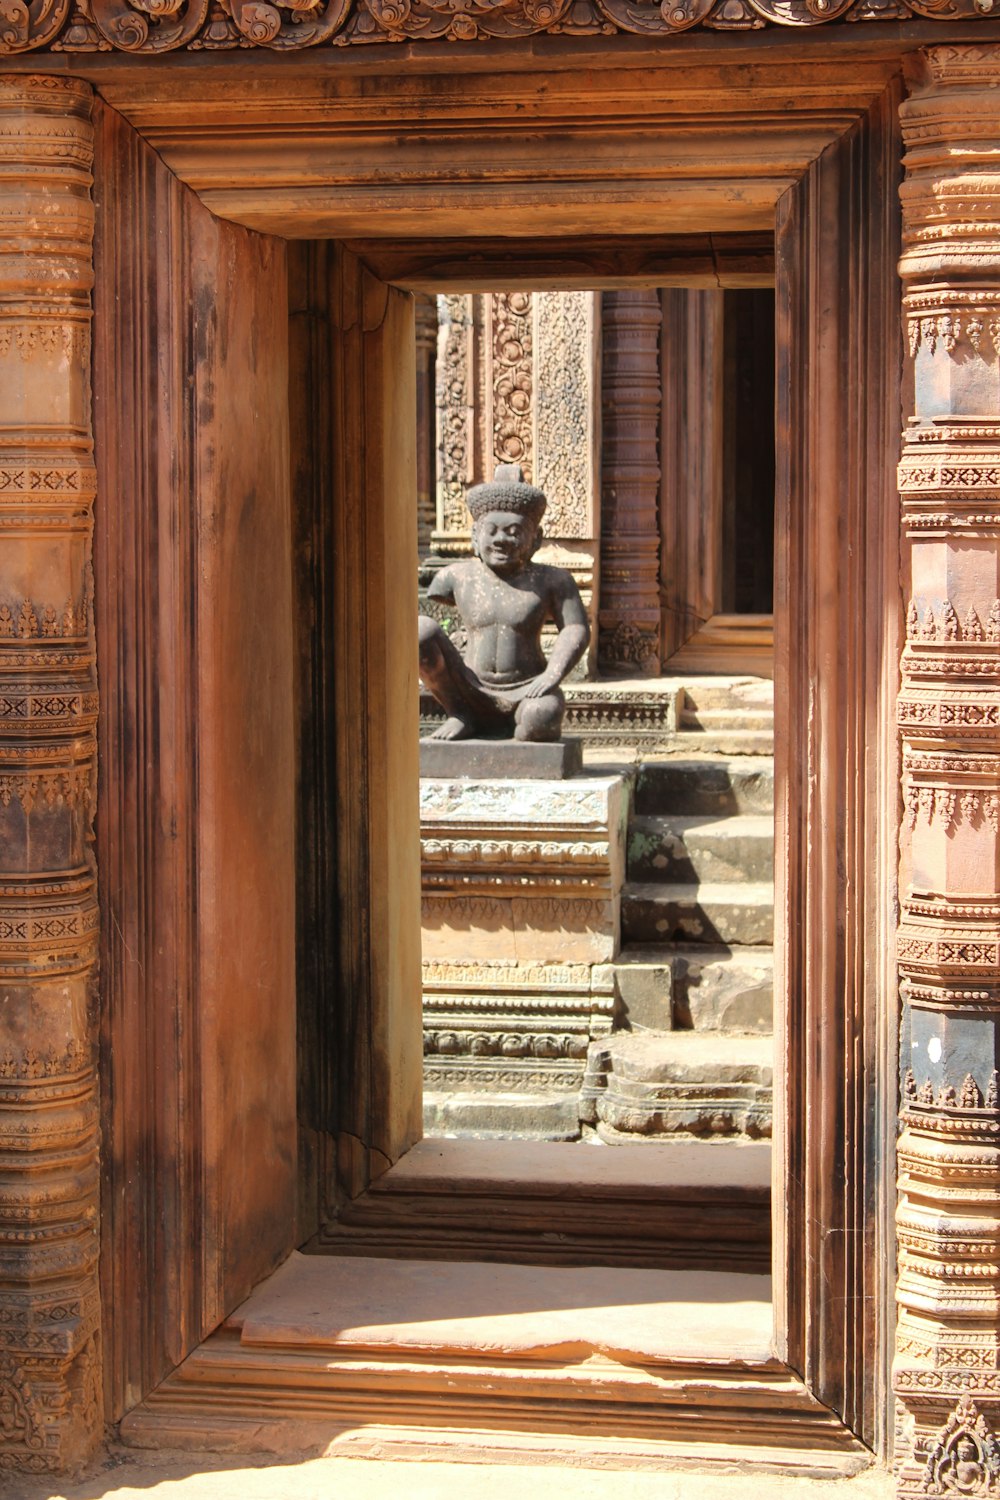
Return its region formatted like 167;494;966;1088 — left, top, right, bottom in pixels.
896;44;1000;1498
0;76;101;1473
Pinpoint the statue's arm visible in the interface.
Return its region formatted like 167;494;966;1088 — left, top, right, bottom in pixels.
426;566;457;605
524;573;590;696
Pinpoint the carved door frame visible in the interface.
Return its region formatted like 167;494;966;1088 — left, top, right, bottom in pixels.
4;32;972;1479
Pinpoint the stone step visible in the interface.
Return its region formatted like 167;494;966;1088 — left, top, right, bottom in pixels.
678;708;774;732
635;757;774;816
423;1092;582;1142
621;881;774;947
654;729;775;757
583;1032;773;1140
674;676;774;714
614;944;774;1033
627;813;774;884
317;1137;772;1275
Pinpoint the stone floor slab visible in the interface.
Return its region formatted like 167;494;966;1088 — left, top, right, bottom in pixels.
232;1251;772;1363
24;1445;893;1500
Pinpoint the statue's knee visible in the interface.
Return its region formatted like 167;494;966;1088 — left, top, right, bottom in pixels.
418;615;444;663
515;694;563;742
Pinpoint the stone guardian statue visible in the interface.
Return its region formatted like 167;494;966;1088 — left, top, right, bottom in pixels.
418;464;590;742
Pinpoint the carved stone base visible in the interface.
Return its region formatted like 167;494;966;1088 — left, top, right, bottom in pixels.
422;960;616;1138
582;1033;773;1140
421;776;626;1130
419;737;582;780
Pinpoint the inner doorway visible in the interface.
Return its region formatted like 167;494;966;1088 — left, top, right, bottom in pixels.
411;282;777;1175
299;270;779;1435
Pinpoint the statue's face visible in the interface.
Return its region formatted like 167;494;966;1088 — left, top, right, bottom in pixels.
473;510;538;574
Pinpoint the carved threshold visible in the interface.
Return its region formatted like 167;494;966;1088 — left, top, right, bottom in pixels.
119;1252;865;1476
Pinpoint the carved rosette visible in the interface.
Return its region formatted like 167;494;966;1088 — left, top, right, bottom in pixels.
0;76;100;1473
598;290;661;675
896;46;1000;1498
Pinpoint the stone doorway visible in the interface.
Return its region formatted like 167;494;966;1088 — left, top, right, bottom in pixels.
1;40;917;1481
106;104;895;1469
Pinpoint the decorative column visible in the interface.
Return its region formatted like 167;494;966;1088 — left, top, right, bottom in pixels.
895;46;1000;1498
0;77;101;1472
414;292;437;558
598;290;661;676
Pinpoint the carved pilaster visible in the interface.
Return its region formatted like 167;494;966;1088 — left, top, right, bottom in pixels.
432;292;480;558
598;290;661;676
414;292;438;558
896;45;1000;1498
533;291;600;675
0;76;100;1472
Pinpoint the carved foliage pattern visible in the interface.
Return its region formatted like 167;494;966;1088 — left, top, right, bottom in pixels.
434;294;476;537
533;292;594;540
0;0;990;50
489;291;533;476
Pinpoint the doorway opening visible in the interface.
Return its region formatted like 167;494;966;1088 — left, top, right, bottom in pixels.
297;273;780;1410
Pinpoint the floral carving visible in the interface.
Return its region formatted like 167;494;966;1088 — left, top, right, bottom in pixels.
0;1356;42;1456
489;291;533;473
434;293;477;541
0;0;990;49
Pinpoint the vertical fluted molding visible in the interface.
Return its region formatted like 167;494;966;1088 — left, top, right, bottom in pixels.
598;290;661;675
0;76;101;1474
895;45;1000;1498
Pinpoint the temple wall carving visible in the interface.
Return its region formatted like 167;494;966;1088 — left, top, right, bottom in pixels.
895;43;1000;1498
0;75;101;1473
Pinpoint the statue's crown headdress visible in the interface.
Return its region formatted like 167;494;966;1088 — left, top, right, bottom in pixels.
466;464;546;525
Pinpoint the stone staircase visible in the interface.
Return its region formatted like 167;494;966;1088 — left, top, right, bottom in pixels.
584;682;775;1142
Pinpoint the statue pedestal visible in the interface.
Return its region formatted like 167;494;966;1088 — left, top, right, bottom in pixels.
420;772;628;1137
418;736;582;780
